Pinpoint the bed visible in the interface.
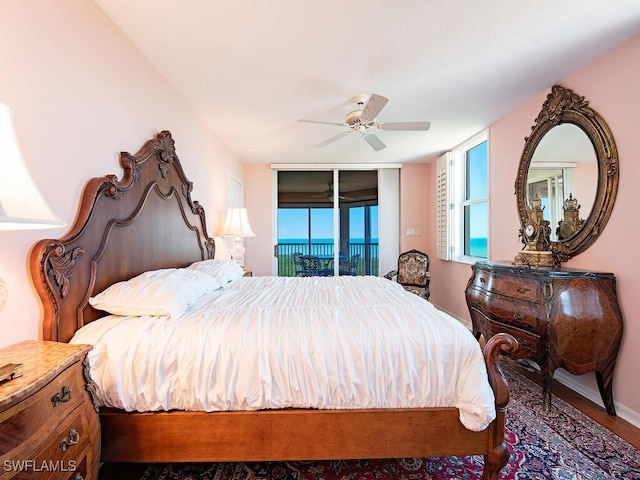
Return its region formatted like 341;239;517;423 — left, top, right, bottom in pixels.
29;131;518;479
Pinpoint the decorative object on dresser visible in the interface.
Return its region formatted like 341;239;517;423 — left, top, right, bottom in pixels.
29;130;519;480
514;193;553;268
0;341;100;479
466;261;623;416
513;84;618;268
384;249;431;300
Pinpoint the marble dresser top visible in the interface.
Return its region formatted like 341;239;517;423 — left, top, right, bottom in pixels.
0;340;91;410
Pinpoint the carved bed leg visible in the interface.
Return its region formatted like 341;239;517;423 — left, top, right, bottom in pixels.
482;333;519;480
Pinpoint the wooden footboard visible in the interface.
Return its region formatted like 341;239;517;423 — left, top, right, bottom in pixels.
99;333;517;479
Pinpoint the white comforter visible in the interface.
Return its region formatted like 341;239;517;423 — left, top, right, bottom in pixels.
71;275;496;431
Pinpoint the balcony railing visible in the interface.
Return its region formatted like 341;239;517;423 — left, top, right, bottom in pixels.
277;242;379;277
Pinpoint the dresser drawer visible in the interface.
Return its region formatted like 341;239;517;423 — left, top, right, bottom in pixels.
468;286;545;334
31;407;91;480
475;268;542;303
2;406;91;480
470;309;544;361
0;363;85;466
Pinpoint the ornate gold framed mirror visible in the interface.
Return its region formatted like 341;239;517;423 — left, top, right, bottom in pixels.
515;85;619;267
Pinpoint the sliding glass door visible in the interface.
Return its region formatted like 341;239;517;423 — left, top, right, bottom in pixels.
275;169;379;277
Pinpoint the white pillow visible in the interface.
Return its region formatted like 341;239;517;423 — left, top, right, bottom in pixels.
187;259;245;284
89;268;221;317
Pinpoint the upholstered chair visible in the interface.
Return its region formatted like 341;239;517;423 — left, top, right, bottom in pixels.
384;249;430;300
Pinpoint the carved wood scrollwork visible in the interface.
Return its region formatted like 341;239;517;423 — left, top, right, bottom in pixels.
205;238;216;259
120;152;143;184
47;246;84;299
157;132;177;178
82;356;99;413
515;85;619;266
104;175;125;199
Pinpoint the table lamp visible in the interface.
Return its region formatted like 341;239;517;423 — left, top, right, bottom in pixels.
0;99;66;311
219;207;255;267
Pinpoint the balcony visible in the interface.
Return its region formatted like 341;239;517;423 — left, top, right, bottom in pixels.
277;241;379;277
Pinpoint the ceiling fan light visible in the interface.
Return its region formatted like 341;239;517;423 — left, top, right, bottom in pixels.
345;110;363;126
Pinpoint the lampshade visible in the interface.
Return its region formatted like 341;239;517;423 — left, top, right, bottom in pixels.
219;207;254;266
219;207;255;238
1;100;66;313
0;100;66;230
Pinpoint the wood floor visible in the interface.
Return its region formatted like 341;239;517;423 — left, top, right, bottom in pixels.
98;370;640;480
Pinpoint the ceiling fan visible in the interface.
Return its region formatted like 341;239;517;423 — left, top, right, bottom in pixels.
298;93;431;151
311;182;353;201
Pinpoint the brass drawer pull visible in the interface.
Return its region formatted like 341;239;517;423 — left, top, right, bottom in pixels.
52;385;72;406
513;313;523;320
516;287;531;294
59;429;80;451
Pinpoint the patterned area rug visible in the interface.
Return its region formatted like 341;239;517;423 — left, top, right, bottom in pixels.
140;368;640;479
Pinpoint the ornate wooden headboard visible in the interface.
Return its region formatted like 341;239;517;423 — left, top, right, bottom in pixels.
29;131;215;342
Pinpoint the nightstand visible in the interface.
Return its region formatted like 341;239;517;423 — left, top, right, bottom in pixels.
243;269;253;277
0;341;100;479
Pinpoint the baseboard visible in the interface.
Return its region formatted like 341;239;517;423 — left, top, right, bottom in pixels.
435;305;640;430
554;370;640;430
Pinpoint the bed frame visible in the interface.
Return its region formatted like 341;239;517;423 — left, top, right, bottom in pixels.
29;131;518;479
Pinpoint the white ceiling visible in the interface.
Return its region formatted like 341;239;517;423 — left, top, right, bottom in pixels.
94;0;640;165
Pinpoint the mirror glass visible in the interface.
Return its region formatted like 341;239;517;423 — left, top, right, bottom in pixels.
527;123;597;242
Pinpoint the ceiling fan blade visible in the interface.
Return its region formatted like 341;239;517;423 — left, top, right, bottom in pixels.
298;119;345;127
361;94;389;121
363;133;387;151
315;131;352;147
378;121;431;131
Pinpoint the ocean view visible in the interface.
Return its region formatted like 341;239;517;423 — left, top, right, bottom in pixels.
279;238;378;244
277;237;487;261
469;238;488;258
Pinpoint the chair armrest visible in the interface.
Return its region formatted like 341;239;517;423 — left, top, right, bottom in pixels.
384;270;397;280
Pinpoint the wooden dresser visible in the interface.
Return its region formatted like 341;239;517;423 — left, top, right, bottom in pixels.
0;341;100;479
465;261;623;415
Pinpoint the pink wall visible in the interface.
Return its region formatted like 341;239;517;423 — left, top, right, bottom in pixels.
243;164;274;275
0;0;242;347
399;163;431;253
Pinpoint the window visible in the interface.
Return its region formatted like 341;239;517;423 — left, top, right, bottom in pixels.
436;131;488;262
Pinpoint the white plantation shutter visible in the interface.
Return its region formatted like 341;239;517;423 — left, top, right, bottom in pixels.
436;152;452;260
